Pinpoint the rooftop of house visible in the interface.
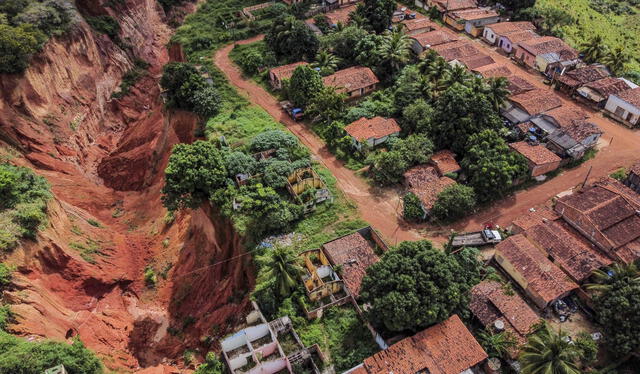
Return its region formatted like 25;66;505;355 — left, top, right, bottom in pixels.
473;63;513;78
615;87;640;107
560;119;603;143
470;280;540;342
509;141;562;166
404;165;456;211
449;7;499;21
584;77;633;97
541;105;589;128
432;40;482;62
324;4;357;25
323;66;379;94
344;116;401;141
555;178;640;263
524;220;612;283
402;17;438;32
432;0;478;11
555;64;610;88
360;315;488;374
412;29;461;47
511;206;561;233
507;76;537;95
508;89;562;115
518;36;578;59
457;53;495;69
430;150;461;176
502;30;540;44
321;231;379;297
270;62;308;81
495;234;579;306
486;21;536;35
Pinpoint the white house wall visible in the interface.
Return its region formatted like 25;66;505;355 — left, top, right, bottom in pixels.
222;333;249;353
605;95;640;125
483;27;497;44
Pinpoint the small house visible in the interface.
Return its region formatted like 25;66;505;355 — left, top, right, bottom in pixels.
323;66;379;100
431;40;482;62
348;315;487;374
416;0;477;13
553;64;610;95
269;62;308;90
513;36;578;73
494;234;578;309
482;21;536;45
344;116;401;149
443;7;500;36
498;30;539;54
429;150;461;176
502;89;562;124
323;4;358;27
409;30;460;54
403;165;456;219
298;248;351;318
625;161;640;193
454;53;495;69
401;17;438;36
576;77;636;107
509;141;561;177
604;87;640;127
546;119;602;159
528;105;589;137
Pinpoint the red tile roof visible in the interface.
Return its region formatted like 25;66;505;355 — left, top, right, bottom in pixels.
473;63;513;78
584;77;633;97
509;89;562;115
323;66;379;94
402;17;438;33
270;62;308;81
458;54;495;69
432;0;478;11
411;30;460;47
470;280;540;340
509;141;561;166
404;165;456;211
449;7;499;21
344;117;401;141
541;105;589;128
507;76;536;95
432;41;482;62
324;4;357;25
485;21;536;36
511;206;560;233
430;150;461;176
502;30;540;44
555;64;610;88
518;36;578;59
322;231;380;297
615;87;640;107
524;221;611;282
494;234;578;307
361;315;488;374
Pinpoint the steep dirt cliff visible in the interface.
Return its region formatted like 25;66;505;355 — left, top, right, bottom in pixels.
0;0;253;371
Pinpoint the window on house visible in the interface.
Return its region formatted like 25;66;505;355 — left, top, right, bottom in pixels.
614;106;625;117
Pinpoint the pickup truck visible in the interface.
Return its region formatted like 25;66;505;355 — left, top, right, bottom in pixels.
280;101;303;121
450;229;502;248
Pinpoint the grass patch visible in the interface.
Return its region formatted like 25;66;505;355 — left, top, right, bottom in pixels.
111;59;150;99
69;239;102;264
86;219;102;228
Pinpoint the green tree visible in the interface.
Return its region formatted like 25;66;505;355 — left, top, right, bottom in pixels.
484;77;511;111
13;0;73;36
477;329;517;359
461;130;528;201
0;24;44;74
313;49;340;76
580;35;608;64
162;141;227;211
0;332;103;374
369;150;407;185
442;64;471;87
265;15;319;62
360;241;482;332
225;151;258;177
376;29;411;80
585;262;639;293
229;183;303;234
520;325;580;374
190;85;221;118
263;160;294;189
287;65;323;108
390;134;434;166
249;129;299;153
306;86;347;124
401;99;434;134
325;26;369;63
402;192;424;222
194;352;223;374
256;245;303;298
573;332;598;369
353;0;397;34
431;184;476;222
86;15;120;40
604;46;630;75
160;62;221;118
354;32;385;67
0;263;11;290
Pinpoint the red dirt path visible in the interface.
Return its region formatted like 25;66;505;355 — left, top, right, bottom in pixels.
215;36;423;244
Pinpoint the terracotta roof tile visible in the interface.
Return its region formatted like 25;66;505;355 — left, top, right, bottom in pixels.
518;36;578;59
404;165;456;211
344;117;400;141
402;17;438;32
430;150;461;176
270;62;308;81
361;315;487;374
323;66;379;94
502;30;540;44
584;77;633;97
324;4;357;25
509;141;561;166
615;87;640;107
473;63;513;78
555;64;610;88
485;21;536;36
432;41;482;62
561;119;602;143
495;234;578;307
524;221;611;282
470;280;540;337
432;0;478;11
450;7;499;21
512;206;560;233
458;54;495;69
507;76;536;95
322;232;379;297
412;30;460;47
541;105;589;128
508;89;562;115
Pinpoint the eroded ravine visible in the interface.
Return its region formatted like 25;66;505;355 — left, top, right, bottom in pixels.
0;0;253;371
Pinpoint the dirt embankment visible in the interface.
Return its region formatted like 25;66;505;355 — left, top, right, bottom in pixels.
0;0;253;371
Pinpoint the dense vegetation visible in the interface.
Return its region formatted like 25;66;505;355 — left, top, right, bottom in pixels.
0;0;74;73
160;62;222;119
0;163;51;251
360;241;483;333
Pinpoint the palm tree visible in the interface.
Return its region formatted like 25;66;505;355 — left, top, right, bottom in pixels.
258;246;303;297
477;329;517;359
313;50;340;75
418;50;440;74
443;64;471;86
425;57;450;84
378;29;411;77
604;46;630;75
581;35;608;64
585;262;640;292
484;77;511;110
520;325;580;374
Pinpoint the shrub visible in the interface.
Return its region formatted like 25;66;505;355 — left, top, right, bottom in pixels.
160;62;222;119
0;263;11;290
402;192;424;222
0;24;45;74
610;168;627;181
144;266;157;288
86;15;120;40
431;184;476;222
0;306;12;331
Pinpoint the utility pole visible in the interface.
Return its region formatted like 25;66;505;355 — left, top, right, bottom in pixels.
582;165;593;189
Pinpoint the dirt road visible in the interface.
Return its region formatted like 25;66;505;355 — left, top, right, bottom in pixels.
214;36;424;244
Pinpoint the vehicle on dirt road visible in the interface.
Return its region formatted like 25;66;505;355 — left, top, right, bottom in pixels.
280;101;303;121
